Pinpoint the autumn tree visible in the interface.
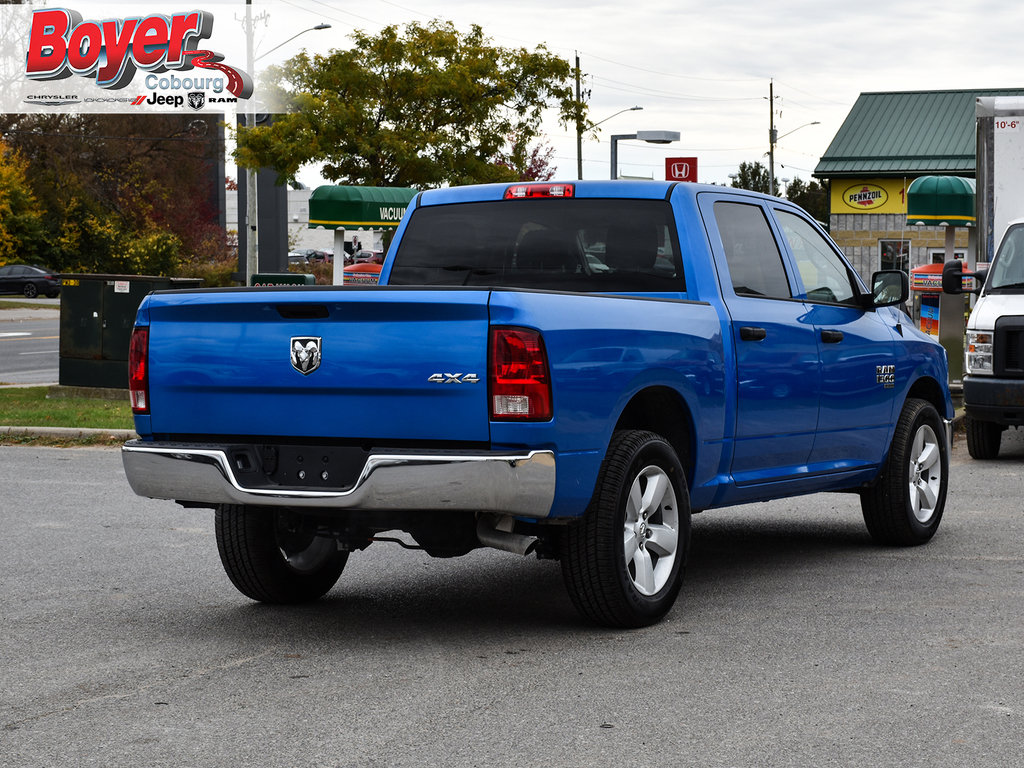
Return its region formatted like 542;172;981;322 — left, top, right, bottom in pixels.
0;139;46;264
494;140;557;181
235;20;584;188
0;113;231;276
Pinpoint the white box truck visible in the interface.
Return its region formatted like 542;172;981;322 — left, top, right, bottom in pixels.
943;97;1024;458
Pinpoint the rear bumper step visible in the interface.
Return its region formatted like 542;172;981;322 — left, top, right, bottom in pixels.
121;440;556;517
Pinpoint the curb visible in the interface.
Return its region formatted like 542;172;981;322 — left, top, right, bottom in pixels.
0;426;136;440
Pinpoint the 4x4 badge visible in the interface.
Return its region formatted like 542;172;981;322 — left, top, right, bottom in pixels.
291;337;322;375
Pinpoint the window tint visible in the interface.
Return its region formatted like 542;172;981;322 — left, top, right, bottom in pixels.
713;201;791;298
389;199;684;293
775;210;856;304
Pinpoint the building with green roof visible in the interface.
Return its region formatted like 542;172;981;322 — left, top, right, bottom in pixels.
813;88;1024;280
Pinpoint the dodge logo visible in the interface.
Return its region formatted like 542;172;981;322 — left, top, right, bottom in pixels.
290;336;321;375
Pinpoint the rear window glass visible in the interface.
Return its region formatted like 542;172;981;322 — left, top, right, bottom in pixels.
388;199;684;292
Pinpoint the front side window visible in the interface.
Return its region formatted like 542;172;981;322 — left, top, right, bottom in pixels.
776;209;857;304
388;199;684;293
713;201;791;298
988;225;1024;291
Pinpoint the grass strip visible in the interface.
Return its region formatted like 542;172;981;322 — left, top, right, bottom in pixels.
0;386;134;431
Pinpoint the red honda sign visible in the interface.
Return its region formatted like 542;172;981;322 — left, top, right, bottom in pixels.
665;157;697;182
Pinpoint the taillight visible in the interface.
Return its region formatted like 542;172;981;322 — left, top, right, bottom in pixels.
504;183;575;199
128;326;149;414
489;327;552;420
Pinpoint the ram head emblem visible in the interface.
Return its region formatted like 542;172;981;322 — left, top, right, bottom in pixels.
290;336;322;375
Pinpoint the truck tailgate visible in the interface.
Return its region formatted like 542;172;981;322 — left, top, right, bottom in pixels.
142;288;492;442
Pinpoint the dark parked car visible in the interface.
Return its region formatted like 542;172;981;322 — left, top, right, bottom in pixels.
0;264;61;298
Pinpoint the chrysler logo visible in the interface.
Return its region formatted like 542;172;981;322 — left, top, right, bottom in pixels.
290;337;321;375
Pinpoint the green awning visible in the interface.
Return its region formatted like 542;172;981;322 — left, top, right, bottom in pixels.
308;185;418;230
906;175;976;227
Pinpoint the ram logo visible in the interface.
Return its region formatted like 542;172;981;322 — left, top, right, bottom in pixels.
428;373;480;384
290;337;322;375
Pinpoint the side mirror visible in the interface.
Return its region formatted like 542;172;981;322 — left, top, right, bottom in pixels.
870;270;908;308
942;260;964;294
942;260;985;294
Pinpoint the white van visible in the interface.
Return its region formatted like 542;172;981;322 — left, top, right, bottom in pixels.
944;218;1024;458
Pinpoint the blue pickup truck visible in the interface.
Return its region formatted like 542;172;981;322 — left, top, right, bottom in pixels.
122;180;953;627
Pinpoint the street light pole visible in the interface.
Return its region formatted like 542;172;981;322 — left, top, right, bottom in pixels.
255;23;332;62
767;83;820;198
610;130;680;179
240;12;331;284
244;0;257;284
578;105;642;180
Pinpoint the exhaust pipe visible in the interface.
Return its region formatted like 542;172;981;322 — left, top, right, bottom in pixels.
477;514;538;556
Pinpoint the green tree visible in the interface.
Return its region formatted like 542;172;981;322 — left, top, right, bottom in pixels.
0;140;46;264
730;161;777;195
235;20;584;188
785;176;829;223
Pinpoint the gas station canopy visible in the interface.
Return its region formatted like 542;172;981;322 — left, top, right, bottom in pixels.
906;175;976;227
308;185;418;230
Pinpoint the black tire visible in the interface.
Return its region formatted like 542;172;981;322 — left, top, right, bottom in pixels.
861;398;948;546
965;415;1002;460
561;430;691;628
214;504;347;603
23;282;38;298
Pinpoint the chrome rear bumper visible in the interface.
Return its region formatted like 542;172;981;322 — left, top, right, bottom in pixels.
121;440;556;517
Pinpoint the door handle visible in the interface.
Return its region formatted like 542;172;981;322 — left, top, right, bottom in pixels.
821;329;844;343
739;326;767;341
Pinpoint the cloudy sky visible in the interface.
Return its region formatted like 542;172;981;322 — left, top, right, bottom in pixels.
11;0;1023;186
238;0;1024;187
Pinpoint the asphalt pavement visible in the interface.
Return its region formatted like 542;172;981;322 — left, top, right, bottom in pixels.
2;433;1023;767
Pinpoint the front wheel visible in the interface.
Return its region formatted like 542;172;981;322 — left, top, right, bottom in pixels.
965;415;1002;460
861;398;948;546
561;430;691;628
214;505;348;603
23;283;38;298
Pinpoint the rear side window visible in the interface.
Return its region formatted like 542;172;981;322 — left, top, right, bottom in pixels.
389;199;684;292
713;201;791;299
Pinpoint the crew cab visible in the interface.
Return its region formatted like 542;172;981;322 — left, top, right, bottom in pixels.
122;181;953;627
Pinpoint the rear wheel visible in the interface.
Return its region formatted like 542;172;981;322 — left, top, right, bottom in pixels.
861;398;947;545
214;505;347;603
562;430;691;628
965;415;1002;460
22;283;38;298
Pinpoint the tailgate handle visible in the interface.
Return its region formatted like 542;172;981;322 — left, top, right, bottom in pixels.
739;326;767;342
277;304;328;319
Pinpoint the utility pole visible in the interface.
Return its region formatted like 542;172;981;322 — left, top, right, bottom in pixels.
575;52;583;180
243;0;258;283
768;79;777;197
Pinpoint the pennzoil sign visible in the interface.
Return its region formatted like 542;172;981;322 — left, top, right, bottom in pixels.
842;183;889;211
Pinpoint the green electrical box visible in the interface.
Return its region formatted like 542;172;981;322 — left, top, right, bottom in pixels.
58;274;203;389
